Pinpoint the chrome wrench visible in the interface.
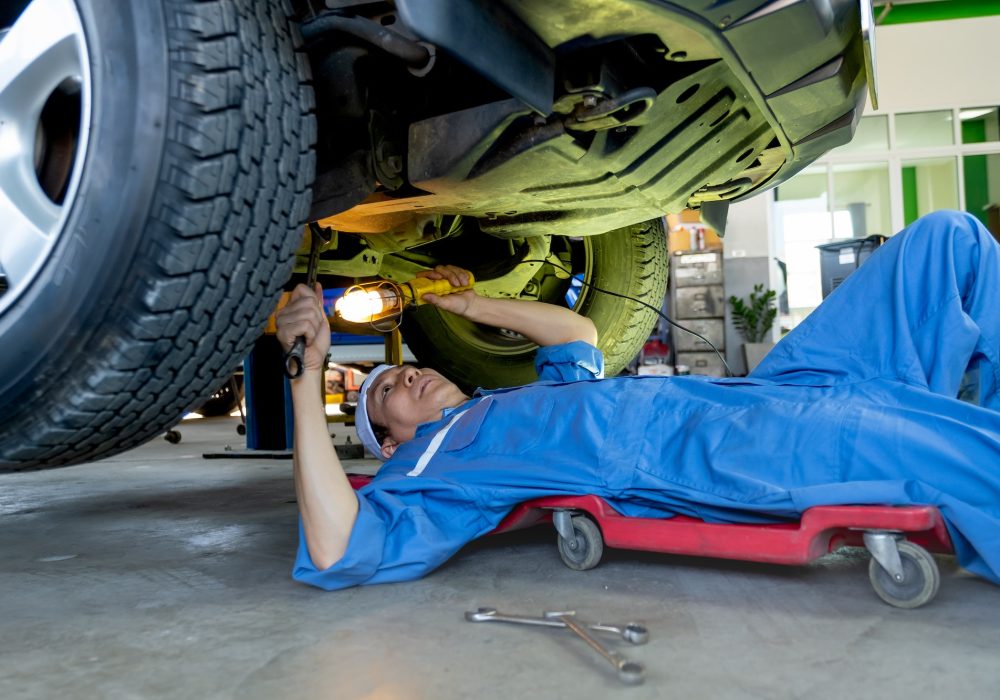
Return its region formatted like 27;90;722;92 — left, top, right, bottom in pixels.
464;607;648;645
283;224;330;378
546;611;645;685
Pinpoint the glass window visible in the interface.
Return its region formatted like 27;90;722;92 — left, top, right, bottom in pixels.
832;162;891;238
963;153;1000;234
775;167;826;202
773;166;831;318
833;115;889;154
895;110;954;149
901;157;959;226
960;107;1000;144
780;214;832;315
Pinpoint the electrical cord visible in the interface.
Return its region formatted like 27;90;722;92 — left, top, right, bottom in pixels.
364;259;734;376
520;258;734;377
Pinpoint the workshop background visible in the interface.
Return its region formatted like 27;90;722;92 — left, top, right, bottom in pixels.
4;4;1000;700
714;9;1000;377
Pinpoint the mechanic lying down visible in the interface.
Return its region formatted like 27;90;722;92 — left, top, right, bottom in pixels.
274;211;1000;591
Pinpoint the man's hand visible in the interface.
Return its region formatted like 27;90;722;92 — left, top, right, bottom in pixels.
416;265;479;317
276;283;330;375
412;264;598;347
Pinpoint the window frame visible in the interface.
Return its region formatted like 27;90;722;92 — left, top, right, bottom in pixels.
796;107;1000;235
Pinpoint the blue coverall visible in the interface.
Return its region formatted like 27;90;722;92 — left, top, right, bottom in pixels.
294;211;1000;591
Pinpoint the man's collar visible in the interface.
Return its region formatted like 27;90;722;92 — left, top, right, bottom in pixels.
413;398;477;438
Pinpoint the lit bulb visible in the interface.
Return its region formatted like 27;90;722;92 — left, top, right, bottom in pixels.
335;284;404;322
333;274;475;323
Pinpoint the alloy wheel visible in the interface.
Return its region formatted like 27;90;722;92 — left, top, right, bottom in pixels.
0;0;91;314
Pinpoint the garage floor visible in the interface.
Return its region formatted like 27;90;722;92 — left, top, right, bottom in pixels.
2;416;999;699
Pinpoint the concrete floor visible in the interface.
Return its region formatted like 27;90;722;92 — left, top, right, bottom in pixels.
2;416;999;700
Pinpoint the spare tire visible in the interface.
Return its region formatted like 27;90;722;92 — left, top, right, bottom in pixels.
0;0;315;471
402;218;668;391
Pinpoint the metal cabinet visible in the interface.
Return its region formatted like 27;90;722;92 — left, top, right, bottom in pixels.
670;250;726;377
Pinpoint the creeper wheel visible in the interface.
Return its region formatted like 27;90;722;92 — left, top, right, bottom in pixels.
868;540;940;609
556;515;604;571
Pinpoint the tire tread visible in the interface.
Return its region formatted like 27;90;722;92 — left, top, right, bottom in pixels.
0;0;315;470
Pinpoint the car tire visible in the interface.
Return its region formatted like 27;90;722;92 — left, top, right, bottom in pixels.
401;218;668;391
0;0;315;471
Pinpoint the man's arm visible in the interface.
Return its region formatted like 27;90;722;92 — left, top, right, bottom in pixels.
420;265;598;347
277;284;358;570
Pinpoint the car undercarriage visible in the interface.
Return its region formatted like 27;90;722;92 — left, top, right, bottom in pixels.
0;0;872;470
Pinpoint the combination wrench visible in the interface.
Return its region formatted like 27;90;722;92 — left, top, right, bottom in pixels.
464;606;648;644
546;611;645;685
283;224;330;378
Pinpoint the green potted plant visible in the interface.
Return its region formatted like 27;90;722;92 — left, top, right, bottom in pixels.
728;284;777;373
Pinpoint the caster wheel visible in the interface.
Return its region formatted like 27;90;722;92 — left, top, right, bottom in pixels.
236;424;246;436
557;515;604;571
163;430;182;445
868;540;940;609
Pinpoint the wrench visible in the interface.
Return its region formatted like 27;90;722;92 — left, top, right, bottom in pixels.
284;224;330;378
464;607;648;645
547;611;645;685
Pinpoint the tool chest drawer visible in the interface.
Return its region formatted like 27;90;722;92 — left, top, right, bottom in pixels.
674;285;725;319
675;351;728;377
672;251;723;287
672;318;725;352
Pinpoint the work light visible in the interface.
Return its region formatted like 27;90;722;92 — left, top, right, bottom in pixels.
334;274;476;323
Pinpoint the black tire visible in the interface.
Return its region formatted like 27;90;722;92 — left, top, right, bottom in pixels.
557;515;604;571
0;0;315;471
402;219;668;390
196;375;244;417
868;541;941;609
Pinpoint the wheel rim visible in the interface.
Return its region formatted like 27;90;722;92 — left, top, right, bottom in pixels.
0;0;91;315
435;237;594;356
562;532;588;564
873;555;925;601
869;542;938;607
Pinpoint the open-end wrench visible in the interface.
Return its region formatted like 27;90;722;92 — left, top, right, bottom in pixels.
464;607;648;645
546;611;645;685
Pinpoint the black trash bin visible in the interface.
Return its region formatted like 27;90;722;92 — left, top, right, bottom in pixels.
816;235;887;298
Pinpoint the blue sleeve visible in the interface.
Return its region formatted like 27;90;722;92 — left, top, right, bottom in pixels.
292;483;493;591
534;340;605;382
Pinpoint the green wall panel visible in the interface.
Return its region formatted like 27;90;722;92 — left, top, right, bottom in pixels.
880;0;1000;25
902;166;919;226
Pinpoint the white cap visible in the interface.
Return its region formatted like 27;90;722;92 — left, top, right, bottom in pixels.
356;364;395;460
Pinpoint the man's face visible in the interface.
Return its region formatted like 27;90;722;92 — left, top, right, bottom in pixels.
366;365;468;457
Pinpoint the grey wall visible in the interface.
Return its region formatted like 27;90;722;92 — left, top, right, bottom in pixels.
872;17;1000;113
719;195;779;376
722;256;773;376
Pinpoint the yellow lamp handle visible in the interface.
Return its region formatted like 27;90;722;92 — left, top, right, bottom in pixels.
404;273;476;305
